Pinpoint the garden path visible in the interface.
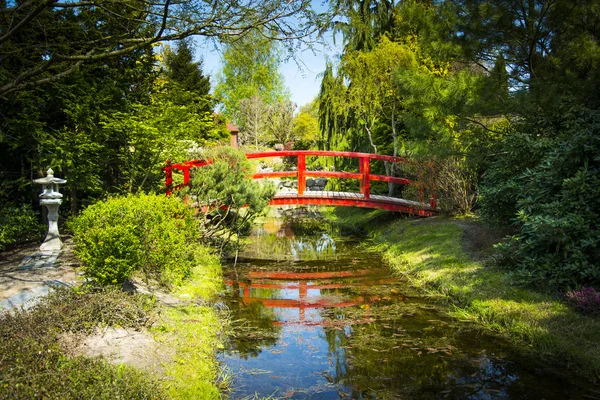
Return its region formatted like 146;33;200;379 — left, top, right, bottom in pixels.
0;237;79;312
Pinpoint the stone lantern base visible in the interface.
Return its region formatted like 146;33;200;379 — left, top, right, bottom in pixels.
40;236;62;252
39;196;63;252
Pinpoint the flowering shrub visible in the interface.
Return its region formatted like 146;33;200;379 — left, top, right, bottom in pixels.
566;287;600;315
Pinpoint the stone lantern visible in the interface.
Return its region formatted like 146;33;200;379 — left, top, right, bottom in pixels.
34;168;67;252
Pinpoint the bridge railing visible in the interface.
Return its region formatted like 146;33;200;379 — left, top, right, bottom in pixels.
164;159;209;195
164;150;436;209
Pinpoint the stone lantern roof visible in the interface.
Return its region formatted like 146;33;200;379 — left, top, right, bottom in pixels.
33;168;67;185
34;169;67;201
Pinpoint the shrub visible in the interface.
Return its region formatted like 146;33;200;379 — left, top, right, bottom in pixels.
433;156;478;214
71;193;201;286
0;205;44;250
490;108;600;289
477;132;552;223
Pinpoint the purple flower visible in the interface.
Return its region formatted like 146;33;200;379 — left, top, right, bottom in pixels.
566;287;600;315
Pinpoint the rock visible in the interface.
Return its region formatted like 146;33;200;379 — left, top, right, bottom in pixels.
70;327;174;375
316;178;328;187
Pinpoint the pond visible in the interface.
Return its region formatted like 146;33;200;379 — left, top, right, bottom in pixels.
219;214;592;399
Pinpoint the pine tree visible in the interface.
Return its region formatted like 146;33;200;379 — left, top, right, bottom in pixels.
165;40;211;97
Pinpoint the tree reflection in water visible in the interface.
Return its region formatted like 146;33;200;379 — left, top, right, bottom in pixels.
220;217;588;399
224;282;281;359
238;217;340;261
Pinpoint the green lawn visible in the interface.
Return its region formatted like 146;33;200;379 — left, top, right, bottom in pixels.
158;247;227;399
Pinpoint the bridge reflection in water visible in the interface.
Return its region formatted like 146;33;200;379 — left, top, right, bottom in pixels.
225;268;402;327
220;217;584;399
226;216;402;327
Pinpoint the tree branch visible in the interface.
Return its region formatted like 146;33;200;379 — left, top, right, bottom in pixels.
0;0;58;46
1;0;326;96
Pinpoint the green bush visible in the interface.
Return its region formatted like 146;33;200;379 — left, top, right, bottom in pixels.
477;132;552;223
71;194;201;286
0;205;44;251
497;127;600;289
484;108;600;289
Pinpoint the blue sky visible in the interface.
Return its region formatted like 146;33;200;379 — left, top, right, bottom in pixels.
194;32;342;108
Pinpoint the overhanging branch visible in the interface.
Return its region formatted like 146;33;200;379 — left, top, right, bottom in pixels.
1;0;328;96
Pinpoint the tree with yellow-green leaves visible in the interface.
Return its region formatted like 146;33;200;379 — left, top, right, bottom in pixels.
293;101;320;149
214;29;289;124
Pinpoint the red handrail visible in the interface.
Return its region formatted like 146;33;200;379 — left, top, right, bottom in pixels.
245;150;407;163
164;159;211;195
164;151;437;209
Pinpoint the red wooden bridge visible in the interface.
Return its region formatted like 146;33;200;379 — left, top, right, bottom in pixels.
164;150;436;216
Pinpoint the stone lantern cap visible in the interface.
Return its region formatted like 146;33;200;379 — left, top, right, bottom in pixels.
34;168;67;200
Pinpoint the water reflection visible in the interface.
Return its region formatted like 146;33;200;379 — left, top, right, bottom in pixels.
221;217;589;399
238;218;339;261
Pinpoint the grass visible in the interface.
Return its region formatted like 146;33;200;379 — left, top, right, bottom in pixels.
155;304;228;399
324;207;600;381
0;288;164;399
174;246;223;300
155;245;229;399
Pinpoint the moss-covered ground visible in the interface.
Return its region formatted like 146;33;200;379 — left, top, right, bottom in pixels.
157;246;228;399
0;288;165;399
325;207;600;382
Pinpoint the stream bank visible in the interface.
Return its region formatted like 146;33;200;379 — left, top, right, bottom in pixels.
324;207;600;384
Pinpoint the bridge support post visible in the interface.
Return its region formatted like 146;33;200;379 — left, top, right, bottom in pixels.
183;167;190;185
359;157;370;199
164;160;173;195
430;195;437;209
297;154;306;195
429;162;437;210
417;169;425;204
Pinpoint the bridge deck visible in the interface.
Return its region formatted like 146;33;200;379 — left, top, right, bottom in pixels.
271;190;434;216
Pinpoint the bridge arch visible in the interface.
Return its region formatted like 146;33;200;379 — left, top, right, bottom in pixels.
164;150;436;216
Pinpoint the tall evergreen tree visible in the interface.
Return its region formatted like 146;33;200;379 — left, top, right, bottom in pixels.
164;41;211;98
163;41;213;114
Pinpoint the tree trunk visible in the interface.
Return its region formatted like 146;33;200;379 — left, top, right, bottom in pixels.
70;188;78;217
388;100;399;196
